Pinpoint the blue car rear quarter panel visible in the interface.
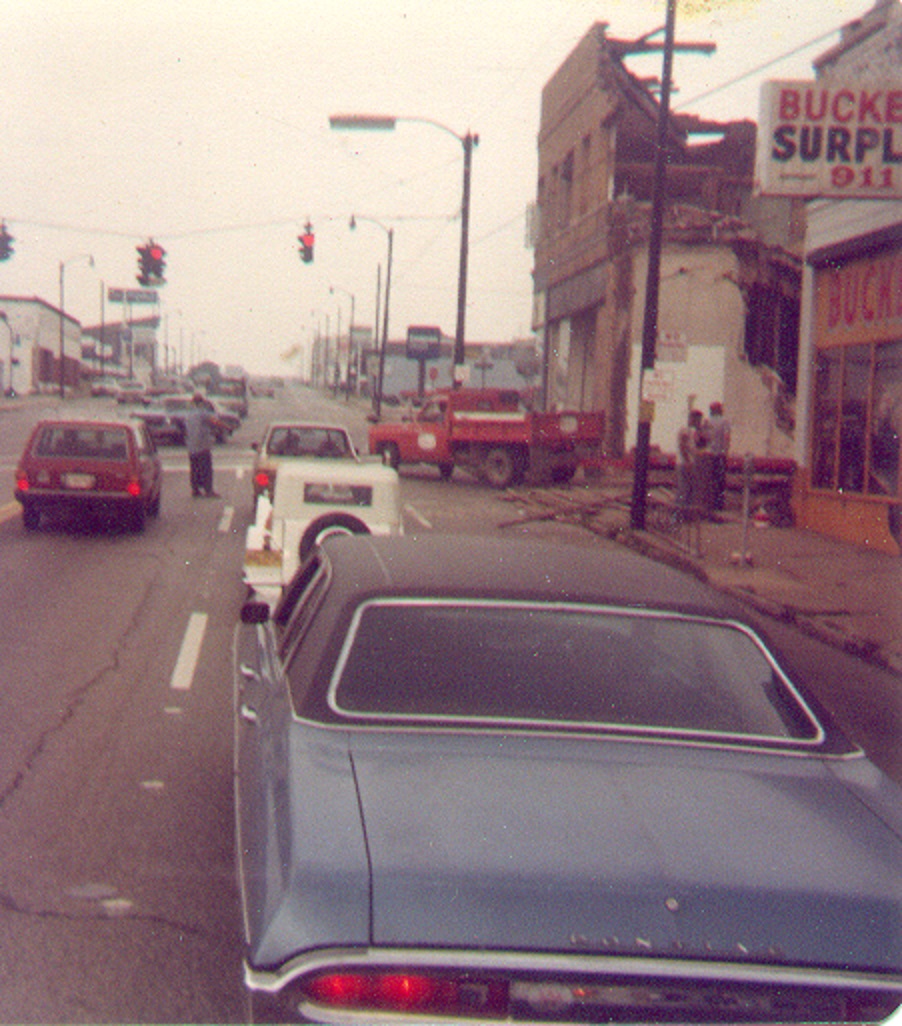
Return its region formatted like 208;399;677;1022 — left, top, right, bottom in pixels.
348;729;902;972
250;725;370;969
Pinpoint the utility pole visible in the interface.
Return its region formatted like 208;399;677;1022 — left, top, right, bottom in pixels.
630;0;678;530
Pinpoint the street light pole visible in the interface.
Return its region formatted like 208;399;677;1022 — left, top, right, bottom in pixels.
0;312;14;396
349;214;393;420
454;131;476;386
330;113;477;388
58;253;94;399
330;284;356;397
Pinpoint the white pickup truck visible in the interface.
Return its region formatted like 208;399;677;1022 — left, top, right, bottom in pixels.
243;459;403;609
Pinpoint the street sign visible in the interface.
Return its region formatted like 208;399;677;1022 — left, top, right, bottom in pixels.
108;287;159;304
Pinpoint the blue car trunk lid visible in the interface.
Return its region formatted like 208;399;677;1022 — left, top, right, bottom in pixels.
349;732;901;973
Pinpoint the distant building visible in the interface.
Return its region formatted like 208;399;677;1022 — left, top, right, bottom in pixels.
81;315;160;383
531;22;806;460
0;295;82;394
314;331;541;403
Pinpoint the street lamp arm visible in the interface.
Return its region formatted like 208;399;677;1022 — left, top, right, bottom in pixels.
397;116;478;147
330;112;477;148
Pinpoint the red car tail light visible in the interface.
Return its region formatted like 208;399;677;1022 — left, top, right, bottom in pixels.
126;479;142;498
254;470;272;492
16;473;29;492
300;970;508;1019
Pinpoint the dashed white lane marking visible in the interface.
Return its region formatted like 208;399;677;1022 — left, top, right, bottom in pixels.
403;503;433;530
169;611;208;691
218;505;234;533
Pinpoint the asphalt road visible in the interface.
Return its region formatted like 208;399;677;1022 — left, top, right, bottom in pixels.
0;384;899;1022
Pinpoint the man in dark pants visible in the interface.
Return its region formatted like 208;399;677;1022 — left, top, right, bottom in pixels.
185;393;219;498
706;401;731;512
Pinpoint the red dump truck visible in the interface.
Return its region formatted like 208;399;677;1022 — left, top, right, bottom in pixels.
369;388;604;488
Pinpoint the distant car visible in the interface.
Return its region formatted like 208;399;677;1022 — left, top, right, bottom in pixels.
133;395;233;445
114;380;147;405
251;421;358;502
242;459;401;608
210;378;249;418
234;534;902;1026
89;376;121;397
205;397;240;437
14;418;162;532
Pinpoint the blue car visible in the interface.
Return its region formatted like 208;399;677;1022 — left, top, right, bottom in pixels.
233;534;902;1024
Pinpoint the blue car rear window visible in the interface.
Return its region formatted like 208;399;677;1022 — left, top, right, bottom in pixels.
329;599;823;743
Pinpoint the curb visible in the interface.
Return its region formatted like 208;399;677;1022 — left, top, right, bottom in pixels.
610;525;898;676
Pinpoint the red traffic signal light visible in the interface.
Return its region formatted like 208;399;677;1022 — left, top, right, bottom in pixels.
136;238;166;286
298;223;314;263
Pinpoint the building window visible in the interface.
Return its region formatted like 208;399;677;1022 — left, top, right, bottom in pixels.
811;340;902;499
838;344;869;493
870;340;902;498
559;150;574;229
812;348;841;489
744;282;799;394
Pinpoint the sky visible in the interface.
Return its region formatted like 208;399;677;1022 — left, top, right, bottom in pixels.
0;0;879;377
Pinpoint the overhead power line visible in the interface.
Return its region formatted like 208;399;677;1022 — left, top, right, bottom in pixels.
675;24;844;110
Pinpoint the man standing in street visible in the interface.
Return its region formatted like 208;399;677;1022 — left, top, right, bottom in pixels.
707;401;731;511
185;392;220;498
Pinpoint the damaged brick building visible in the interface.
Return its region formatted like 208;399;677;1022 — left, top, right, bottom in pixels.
532;21;805;461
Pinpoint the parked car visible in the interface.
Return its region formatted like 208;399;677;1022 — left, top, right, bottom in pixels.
251;421;358;502
14;418;162;532
114;380;148;405
89;375;122;397
242;459;401;608
234;534;902;1025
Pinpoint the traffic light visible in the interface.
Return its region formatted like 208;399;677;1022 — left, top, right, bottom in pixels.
0;222;14;261
298;223;314;263
136;238;166;286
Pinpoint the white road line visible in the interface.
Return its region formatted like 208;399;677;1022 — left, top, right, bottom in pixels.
218;505;234;533
0;501;21;525
169;612;208;691
403;503;433;530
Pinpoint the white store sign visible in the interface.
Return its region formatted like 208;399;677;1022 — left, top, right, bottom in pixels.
756;79;902;199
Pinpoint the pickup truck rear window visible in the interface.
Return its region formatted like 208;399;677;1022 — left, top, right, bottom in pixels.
328;598;824;746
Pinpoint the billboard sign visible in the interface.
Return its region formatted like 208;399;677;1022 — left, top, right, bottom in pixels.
756;80;902;199
406;325;443;361
108;287;159;304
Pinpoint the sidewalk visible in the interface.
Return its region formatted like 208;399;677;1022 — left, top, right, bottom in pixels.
505;475;902;677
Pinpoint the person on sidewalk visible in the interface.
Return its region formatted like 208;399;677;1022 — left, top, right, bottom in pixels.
706;401;731;511
185;393;220;498
675;408;704;519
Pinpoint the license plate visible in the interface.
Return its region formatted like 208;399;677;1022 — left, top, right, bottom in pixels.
61;472;95;489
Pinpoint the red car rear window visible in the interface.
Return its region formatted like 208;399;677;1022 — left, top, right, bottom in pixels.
34;426;130;460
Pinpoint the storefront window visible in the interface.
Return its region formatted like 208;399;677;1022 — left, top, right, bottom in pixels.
812;349;841;489
838;345;869;493
870;340;902;498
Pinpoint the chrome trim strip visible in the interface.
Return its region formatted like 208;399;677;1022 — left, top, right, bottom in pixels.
323;598;827;751
244;945;902;994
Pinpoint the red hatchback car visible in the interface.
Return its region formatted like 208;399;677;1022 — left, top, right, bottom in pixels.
14;418;163;532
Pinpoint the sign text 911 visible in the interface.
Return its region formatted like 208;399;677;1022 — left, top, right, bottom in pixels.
755;79;902;199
